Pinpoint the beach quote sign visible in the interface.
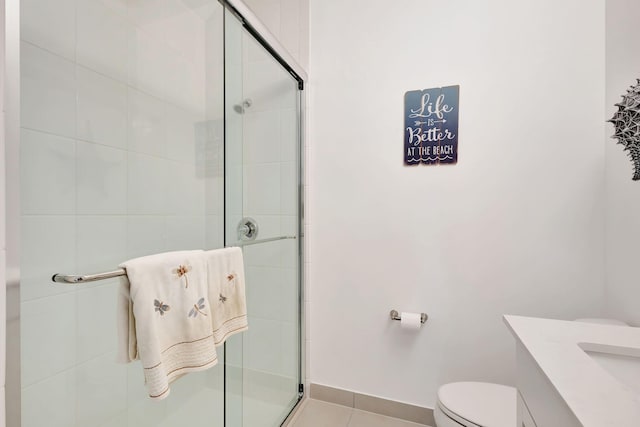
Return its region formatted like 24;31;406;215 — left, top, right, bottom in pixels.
404;85;459;165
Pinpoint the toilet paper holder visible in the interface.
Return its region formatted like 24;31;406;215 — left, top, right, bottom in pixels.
390;310;428;324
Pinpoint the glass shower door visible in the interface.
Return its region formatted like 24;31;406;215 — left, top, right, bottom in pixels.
224;7;302;427
17;1;226;426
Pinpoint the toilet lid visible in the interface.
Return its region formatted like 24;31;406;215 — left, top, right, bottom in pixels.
437;382;516;427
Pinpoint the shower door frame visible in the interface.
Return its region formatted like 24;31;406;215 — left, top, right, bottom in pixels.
220;0;308;423
5;0;22;425
3;0;307;425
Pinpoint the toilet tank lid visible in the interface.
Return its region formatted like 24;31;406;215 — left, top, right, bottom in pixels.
437;382;516;427
574;318;628;326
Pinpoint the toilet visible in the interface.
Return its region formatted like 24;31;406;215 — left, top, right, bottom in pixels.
435;381;515;427
434;318;628;427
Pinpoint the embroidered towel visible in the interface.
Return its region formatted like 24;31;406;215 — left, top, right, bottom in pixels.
206;247;249;345
118;250;218;400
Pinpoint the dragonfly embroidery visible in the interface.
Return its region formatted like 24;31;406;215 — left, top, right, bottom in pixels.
188;298;207;318
173;264;192;288
154;299;170;316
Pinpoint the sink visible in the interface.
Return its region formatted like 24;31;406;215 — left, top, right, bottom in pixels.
580;343;640;396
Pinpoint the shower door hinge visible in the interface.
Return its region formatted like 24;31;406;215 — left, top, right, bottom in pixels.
298;383;304;397
298;80;304;90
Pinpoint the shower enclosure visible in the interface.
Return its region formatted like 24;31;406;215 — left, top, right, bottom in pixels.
6;0;305;426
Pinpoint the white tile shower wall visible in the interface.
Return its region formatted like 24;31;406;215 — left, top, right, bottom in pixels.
20;128;75;215
19;1;225;426
77;0;129;83
309;0;606;408
76;141;128;215
76;64;128;149
22;368;76;427
20;0;75;61
204;6;225;253
21;41;76;138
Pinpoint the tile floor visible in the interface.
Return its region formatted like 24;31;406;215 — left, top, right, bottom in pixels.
288;399;432;427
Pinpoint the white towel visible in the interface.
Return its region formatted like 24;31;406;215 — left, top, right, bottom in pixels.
116;276;137;363
205;247;249;345
118;250;218;400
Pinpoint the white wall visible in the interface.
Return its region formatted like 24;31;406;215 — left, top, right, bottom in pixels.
309;0;607;407
604;0;640;325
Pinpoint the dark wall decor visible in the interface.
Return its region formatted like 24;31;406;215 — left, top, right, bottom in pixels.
609;79;640;180
404;85;459;165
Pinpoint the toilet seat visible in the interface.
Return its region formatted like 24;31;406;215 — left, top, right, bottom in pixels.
435;382;516;427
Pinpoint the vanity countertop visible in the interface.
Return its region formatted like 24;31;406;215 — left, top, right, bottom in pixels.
504;315;640;427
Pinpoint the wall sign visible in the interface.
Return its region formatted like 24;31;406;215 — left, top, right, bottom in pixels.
404;85;459;165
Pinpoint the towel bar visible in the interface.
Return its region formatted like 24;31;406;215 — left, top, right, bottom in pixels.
52;235;297;285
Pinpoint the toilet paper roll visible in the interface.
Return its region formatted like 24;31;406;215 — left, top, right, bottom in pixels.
400;312;422;329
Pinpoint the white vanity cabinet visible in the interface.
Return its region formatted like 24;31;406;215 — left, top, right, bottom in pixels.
517;393;537;427
514;344;581;427
505;315;640;427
